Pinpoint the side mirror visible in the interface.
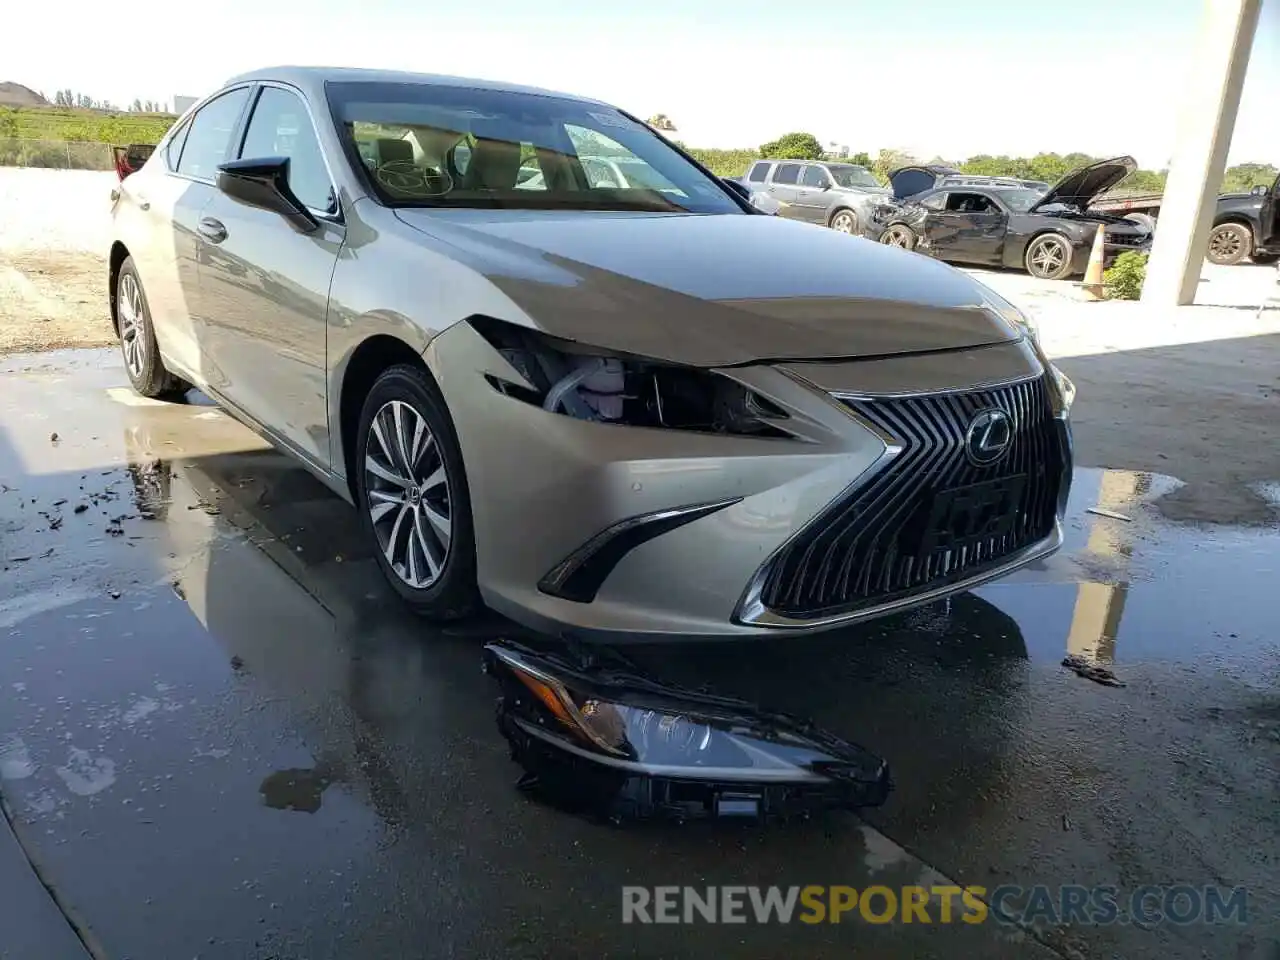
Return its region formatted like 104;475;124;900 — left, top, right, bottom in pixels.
1251;184;1267;196
215;157;318;233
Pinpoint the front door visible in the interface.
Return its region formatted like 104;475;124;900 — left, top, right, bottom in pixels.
195;84;344;470
926;192;1007;264
1263;173;1280;246
793;164;833;223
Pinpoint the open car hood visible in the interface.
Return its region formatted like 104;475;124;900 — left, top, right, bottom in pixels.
1030;156;1137;213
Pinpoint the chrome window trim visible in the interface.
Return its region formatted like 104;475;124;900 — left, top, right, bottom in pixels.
243;80;344;221
168;83;256;187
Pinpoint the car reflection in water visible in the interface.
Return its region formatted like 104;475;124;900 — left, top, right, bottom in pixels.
115;408;1147;829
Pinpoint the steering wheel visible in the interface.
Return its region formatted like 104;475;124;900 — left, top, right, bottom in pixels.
374;161;453;198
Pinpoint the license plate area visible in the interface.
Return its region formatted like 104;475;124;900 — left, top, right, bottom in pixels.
917;475;1027;557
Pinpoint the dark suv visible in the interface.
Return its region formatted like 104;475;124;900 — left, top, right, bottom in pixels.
742;159;891;234
888;164;1049;200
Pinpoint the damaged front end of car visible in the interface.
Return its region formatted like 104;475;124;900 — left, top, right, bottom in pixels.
482;640;892;823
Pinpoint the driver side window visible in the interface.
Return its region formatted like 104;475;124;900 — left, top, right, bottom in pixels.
239;86;335;213
945;192;995;214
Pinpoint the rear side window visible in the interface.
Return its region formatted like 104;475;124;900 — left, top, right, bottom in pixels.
164;119;191;170
746;161;770;183
177;87;251;181
773;163;801;185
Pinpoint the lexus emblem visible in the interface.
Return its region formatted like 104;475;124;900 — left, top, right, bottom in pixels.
965;408;1013;465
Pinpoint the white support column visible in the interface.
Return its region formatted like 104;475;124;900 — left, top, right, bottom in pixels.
1141;0;1262;306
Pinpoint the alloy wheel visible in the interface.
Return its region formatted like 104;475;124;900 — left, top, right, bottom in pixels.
831;211;855;233
118;272;145;379
364;399;452;589
1208;227;1243;261
1028;237;1068;278
881;226;912;249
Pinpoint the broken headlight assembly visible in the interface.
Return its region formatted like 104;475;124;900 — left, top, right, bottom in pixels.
483;641;892;823
472;317;793;438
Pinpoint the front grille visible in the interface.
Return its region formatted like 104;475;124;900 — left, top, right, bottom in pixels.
1105;231;1145;247
759;376;1067;618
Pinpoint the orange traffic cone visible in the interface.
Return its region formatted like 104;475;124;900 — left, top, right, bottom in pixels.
1081;224;1106;300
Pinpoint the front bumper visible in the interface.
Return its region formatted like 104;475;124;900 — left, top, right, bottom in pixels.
426;326;1072;642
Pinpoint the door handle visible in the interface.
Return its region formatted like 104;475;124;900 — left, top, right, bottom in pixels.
198;217;227;244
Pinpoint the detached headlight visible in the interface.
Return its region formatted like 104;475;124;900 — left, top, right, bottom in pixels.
471;317;793;439
483;641;891;822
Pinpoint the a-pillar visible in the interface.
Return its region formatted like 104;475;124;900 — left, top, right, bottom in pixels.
1141;0;1262;307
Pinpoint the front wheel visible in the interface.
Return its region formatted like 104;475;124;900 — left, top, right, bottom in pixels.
829;209;857;234
355;364;480;619
1206;223;1252;265
879;224;916;251
1024;233;1075;281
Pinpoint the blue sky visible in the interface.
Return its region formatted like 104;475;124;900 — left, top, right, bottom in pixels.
17;0;1280;167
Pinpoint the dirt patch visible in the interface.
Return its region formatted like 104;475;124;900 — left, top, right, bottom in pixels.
0;249;114;354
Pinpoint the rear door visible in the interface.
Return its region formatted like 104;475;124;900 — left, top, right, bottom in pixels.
122;86;253;382
768;162;804;218
194;82;344;469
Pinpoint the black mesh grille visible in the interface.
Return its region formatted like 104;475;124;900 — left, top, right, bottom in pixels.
760;376;1066;618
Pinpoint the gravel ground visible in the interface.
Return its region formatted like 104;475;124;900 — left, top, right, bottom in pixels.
0;169;115;354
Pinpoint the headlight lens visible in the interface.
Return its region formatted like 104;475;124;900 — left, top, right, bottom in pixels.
472;317;793;438
483;641;892;820
1050;363;1075;411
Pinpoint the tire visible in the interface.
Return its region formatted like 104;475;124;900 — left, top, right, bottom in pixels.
354;363;480;619
1024;233;1075;281
1124;212;1157;233
1206;223;1252;265
1249;251;1279;265
879;223;916;251
829;208;858;234
115;257;186;398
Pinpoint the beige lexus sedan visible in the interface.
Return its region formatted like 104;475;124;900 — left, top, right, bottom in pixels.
108;66;1075;642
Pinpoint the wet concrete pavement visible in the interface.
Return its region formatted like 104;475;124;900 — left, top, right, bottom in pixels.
1;350;1278;960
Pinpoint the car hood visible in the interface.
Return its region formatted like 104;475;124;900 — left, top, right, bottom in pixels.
1030;156;1137;213
837;184;892;197
393;209;1024;366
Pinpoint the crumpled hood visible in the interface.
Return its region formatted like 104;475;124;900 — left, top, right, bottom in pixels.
394;209;1024;366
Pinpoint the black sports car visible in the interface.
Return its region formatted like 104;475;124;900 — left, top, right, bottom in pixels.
865;157;1152;280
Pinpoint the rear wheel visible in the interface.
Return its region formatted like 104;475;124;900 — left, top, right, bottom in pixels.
115;257;186;399
879;224;916;250
1024;233;1074;281
355;364;480;619
1206;223;1252;265
829;209;857;234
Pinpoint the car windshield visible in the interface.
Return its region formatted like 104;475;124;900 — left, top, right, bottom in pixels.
827;164;880;189
995;188;1046;212
326;80;742;214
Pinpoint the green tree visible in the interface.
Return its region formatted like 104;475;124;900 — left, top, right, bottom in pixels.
647;113;677;132
872;148;915;183
847;151;873;168
759;132;823;160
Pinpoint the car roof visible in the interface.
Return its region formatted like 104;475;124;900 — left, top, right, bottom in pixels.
220;65;607;107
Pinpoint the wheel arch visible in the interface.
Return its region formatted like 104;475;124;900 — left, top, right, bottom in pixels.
827;205;857;227
108;241;131;334
1211;213;1260;245
334;332;434;500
